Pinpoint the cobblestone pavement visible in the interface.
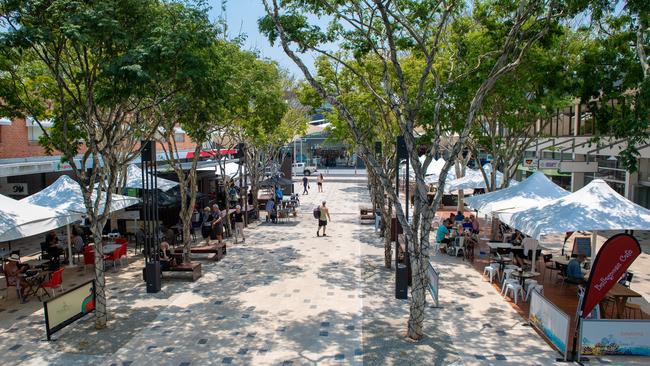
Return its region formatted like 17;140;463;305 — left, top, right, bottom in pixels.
0;181;565;365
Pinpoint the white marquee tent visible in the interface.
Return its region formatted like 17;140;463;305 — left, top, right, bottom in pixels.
499;179;650;261
120;165;179;192
465;171;569;216
447;164;514;192
22;175;140;216
198;161;246;179
21;175;140;261
0;193;81;242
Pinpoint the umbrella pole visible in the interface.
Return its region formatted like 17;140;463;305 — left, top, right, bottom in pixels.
66;224;74;266
590;230;598;263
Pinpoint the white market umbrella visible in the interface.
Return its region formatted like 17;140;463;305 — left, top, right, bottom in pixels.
447;164;514;192
465;171;569;217
22;175;139;262
120;165;179;192
0;194;80;242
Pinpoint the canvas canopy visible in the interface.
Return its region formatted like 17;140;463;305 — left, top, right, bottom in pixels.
498;179;650;240
197;161;245;178
446;164;514;192
465;171;568;216
120;164;179;192
21;175;139;216
0;193;79;242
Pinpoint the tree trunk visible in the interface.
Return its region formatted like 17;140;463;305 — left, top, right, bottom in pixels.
407;206;434;340
91;216;108;328
384;200;392;268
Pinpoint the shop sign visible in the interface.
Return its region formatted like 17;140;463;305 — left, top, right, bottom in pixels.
522;158;537;168
0;183;28;196
52;159;82;172
529;290;570;357
581;234;641;317
581;319;650;357
539;159;560;169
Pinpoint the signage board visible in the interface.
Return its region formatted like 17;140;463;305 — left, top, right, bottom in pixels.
581;319;650;356
426;261;439;307
44;280;95;340
0;183;28;196
581;234;641;317
522;158;538;168
559;161;599;173
572;237;592;257
112;209;140;220
529;290;570;357
539;160;560;169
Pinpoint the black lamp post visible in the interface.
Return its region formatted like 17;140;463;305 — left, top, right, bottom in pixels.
141;140;161;293
395;136;408;299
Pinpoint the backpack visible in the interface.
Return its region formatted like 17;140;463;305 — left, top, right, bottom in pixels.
313;206;321;219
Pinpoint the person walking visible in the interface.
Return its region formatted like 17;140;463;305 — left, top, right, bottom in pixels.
316;201;331;237
317;173;324;192
302;176;309;195
233;205;245;244
200;207;213;245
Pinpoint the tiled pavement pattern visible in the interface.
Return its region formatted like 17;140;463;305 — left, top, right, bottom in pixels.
0;179;612;365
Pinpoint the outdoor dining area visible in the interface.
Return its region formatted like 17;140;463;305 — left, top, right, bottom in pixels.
432;171;650;358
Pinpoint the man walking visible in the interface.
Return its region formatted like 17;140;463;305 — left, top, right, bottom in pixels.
302;176;309;195
316;201;331;237
233;205;245;244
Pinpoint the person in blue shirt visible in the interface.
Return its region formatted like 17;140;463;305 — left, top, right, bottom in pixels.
275;185;283;201
436;220;452;244
454;211;465;222
565;254;587;284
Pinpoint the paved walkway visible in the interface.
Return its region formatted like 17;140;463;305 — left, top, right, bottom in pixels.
0;181;566;365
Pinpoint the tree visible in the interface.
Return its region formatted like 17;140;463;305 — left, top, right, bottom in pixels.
260;0;563;340
568;0;649;171
0;0;215;328
153;20;236;262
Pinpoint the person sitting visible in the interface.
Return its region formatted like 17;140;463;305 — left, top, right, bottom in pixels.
45;230;66;263
454;211;465;222
4;254;32;302
463;231;477;262
509;231;526;266
565;254;587;285
436;219;453;247
461;217;473;232
448;213;456;223
159;241;176;271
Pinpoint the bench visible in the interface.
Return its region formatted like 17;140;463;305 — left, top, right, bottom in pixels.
162;262;202;281
173;243;226;261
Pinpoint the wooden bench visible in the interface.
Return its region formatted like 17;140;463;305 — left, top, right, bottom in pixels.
173;243;226;261
162;262;202;281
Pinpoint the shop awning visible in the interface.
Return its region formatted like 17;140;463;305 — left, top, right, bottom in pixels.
186;149;237;159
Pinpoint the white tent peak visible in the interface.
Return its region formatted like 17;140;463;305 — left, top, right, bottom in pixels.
500;178;650;239
22;175;139;216
121;165;179;192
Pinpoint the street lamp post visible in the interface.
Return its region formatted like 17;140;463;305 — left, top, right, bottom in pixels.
395;136;408;299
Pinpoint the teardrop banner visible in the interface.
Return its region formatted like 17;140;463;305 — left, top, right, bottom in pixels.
580;233;641;317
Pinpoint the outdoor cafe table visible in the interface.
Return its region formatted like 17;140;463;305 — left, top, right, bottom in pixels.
103;244;122;255
607;283;642;319
511;270;540;288
490;255;513;272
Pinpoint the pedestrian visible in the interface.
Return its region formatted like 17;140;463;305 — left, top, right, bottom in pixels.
316;201;331;237
211;204;224;245
200;207;213;245
302;176;309;195
233;205;245;244
317;173;324;192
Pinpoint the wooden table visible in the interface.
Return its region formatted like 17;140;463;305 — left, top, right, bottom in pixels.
512;270;540;287
487;242;512;250
607;283;642;319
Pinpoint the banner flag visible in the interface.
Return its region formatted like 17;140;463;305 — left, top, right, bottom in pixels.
581;234;641;317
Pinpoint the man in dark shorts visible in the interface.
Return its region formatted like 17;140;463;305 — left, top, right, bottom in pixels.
316;201;331;237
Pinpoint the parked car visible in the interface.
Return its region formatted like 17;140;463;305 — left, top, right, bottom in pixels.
292;162;317;176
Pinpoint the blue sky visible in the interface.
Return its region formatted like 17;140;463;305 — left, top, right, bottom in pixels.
207;0;313;78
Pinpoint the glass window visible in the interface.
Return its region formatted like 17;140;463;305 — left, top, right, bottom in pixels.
28;126;48;142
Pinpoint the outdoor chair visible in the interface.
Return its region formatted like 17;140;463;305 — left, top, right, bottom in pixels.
500;268;519;294
525;284;543;301
503;281;525;305
118;244;128;267
40;268;64;298
619;272;633;288
104;249;121;270
542;254;556;281
483;263;499;284
83;245;95;272
450;237;464;257
2;268;21;301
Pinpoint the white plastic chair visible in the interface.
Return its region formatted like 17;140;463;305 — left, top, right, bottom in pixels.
504;282;525;304
526;284;544;301
483;262;499;283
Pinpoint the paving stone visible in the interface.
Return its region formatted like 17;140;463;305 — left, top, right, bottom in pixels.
494;354;507;361
319;331;328;336
222;357;233;364
8;344;22;351
334;354;345;360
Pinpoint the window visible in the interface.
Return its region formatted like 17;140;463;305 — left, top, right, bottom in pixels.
26;117;53;142
174;133;185;143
